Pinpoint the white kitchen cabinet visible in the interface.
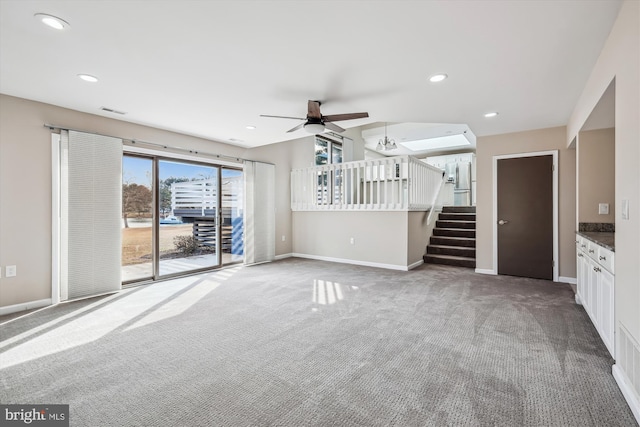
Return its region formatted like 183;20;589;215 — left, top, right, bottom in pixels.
599;267;615;354
587;257;600;326
575;235;615;358
576;250;589;306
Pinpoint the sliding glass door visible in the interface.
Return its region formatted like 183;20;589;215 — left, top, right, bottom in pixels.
121;155;243;284
158;159;220;277
221;168;244;264
122;155;154;282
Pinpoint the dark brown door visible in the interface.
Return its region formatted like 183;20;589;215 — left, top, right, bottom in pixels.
497;155;553;280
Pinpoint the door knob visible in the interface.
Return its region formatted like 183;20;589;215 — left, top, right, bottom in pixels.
498;219;509;225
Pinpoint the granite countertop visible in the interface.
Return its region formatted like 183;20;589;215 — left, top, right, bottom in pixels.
576;231;615;252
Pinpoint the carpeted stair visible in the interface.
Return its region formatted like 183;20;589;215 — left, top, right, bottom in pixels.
424;206;476;268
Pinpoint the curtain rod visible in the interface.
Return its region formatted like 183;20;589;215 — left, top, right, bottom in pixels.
43;123;275;165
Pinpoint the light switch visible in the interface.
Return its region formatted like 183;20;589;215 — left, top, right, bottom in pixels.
598;203;609;215
6;265;16;277
622;199;629;220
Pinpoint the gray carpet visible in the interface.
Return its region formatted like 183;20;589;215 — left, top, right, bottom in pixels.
0;259;636;426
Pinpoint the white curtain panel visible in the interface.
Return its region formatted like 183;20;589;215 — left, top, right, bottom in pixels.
59;130;123;299
243;161;275;264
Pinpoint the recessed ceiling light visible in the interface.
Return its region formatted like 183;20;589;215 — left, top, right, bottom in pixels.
34;13;69;30
77;74;98;83
245;125;256;130
484;112;499;118
429;74;448;83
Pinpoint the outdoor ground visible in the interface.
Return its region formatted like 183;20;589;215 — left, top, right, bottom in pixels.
122;224;194;266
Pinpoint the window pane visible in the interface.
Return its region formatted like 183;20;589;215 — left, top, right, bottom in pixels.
315;138;328;165
122;155;153;282
221;168;244;264
331;143;343;164
159;160;219;276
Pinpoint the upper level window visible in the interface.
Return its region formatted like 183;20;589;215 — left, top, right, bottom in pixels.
315;136;342;165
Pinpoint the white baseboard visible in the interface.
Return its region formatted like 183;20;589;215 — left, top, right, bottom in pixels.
274;253;293;261
407;259;424;270
574;294;583;305
613;364;640;425
559;276;577;285
475;268;496;275
0;298;52;317
292;253;411;271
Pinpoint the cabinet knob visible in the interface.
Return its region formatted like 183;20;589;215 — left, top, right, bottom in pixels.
588;249;595;254
599;255;606;261
593;266;601;273
578;253;583;257
581;244;586;248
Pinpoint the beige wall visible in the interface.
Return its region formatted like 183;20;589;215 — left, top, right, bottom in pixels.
475;126;577;279
407;211;430;267
292;211;430;269
0;95;246;307
246;130;368;259
567;0;640;346
578;128;615;223
0;94;382;308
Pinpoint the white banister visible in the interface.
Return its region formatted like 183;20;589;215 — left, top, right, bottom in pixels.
291;156;443;212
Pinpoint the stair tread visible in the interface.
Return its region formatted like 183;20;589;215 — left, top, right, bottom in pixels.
432;236;476;241
429;244;475;250
425;254;476;261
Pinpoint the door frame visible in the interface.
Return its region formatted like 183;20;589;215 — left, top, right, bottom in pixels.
492;150;559;281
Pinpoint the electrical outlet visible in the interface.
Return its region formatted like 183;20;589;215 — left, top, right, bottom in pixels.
281;235;286;242
350;237;355;245
6;265;16;277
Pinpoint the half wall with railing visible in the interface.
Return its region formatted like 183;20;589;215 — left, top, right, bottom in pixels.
291;155;444;211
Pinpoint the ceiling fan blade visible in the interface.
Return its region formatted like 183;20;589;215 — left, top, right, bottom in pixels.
324;122;345;133
307;100;322;119
323;112;369;122
260;114;305;120
286;122;306;133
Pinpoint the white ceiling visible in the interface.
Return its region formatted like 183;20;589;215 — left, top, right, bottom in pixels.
0;1;622;150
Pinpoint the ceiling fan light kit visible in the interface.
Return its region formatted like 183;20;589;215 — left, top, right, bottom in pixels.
304;122;325;134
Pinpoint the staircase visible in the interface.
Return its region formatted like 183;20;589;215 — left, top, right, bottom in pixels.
424;206;476;268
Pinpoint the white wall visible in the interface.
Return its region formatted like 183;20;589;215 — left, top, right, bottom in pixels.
567;0;639;350
566;0;639;416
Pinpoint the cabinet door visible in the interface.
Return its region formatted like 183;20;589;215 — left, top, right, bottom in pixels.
599;269;615;357
587;258;599;324
576;250;588;305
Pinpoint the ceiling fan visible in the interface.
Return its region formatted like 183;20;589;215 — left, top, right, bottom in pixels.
260;100;369;134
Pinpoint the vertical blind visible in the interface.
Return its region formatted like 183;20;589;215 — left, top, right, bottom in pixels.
243;161;275;264
59;130;123;299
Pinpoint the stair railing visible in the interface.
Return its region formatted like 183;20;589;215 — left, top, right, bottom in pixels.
426;172;448;225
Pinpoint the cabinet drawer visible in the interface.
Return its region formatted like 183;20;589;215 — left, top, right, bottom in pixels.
586;240;599;261
577;236;588;252
597;246;614;274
